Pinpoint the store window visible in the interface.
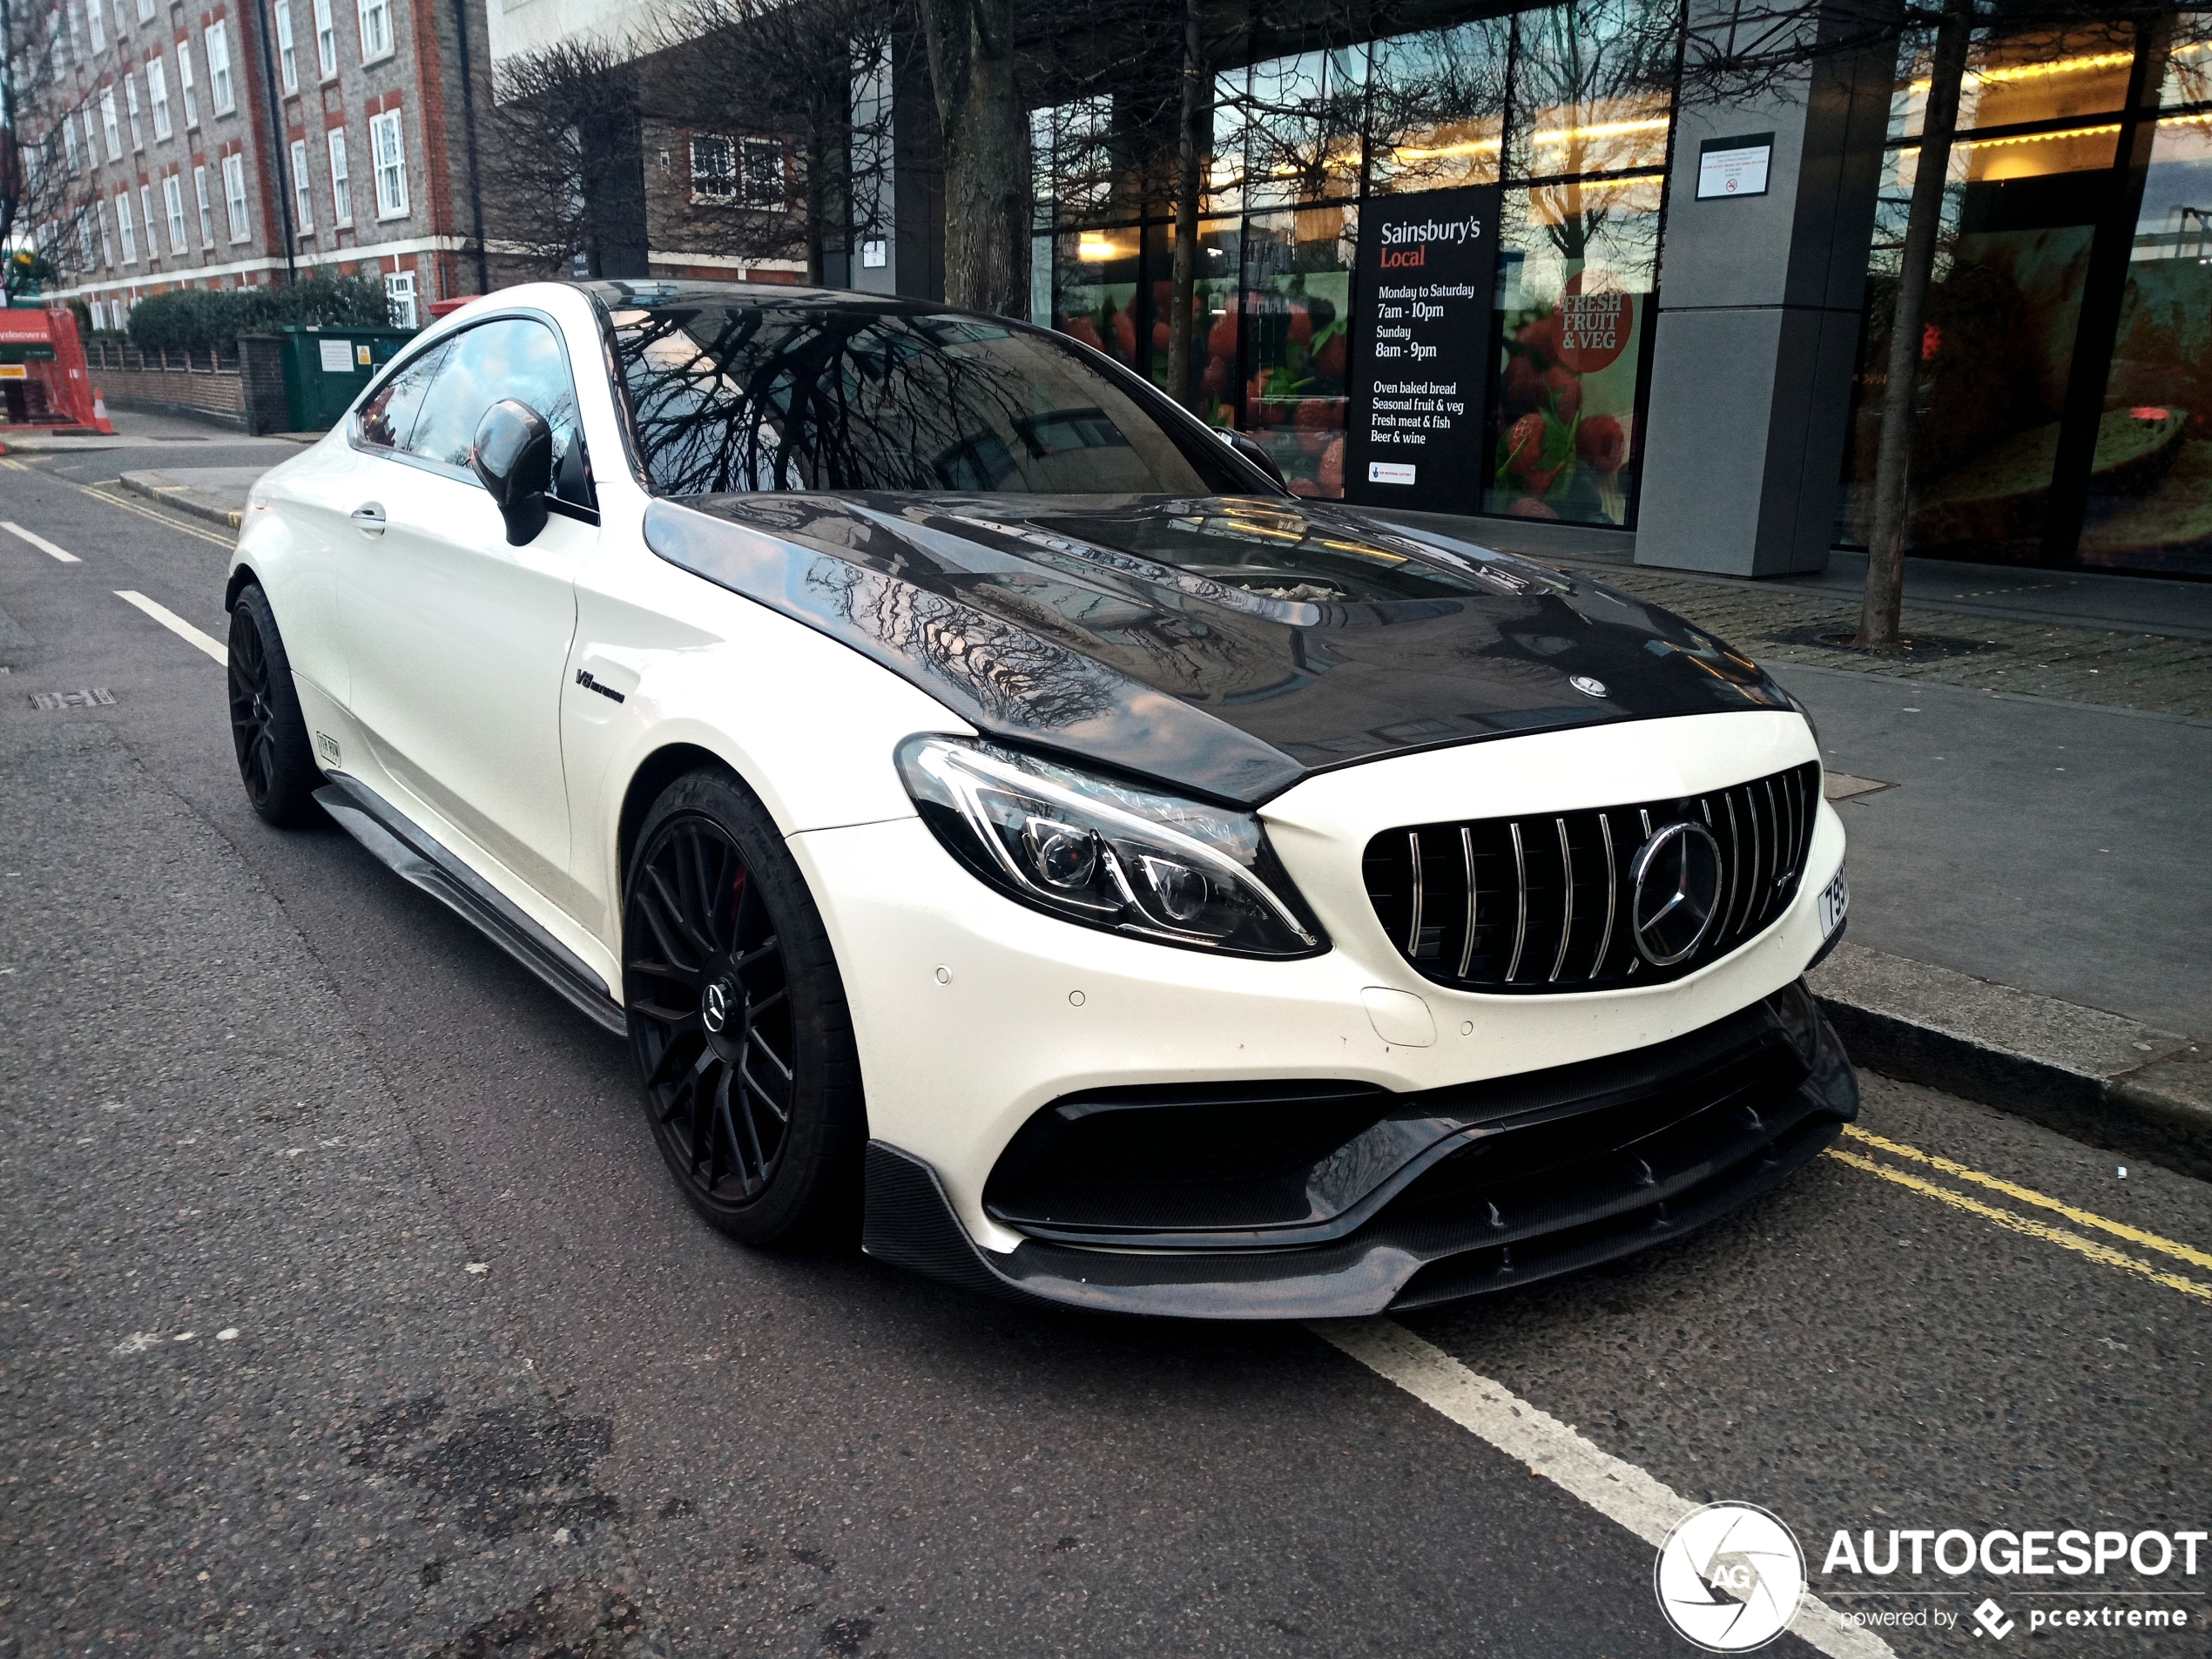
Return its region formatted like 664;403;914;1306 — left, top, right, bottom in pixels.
1030;0;1676;521
1243;206;1355;496
1509;0;1675;179
1844;17;2208;570
1367;19;1510;196
2083;113;2212;572
1487;177;1659;523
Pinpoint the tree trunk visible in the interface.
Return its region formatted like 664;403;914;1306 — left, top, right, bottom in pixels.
1166;0;1205;408
918;0;1029;314
1856;0;1973;650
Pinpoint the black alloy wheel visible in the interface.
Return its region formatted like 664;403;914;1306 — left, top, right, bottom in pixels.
624;770;864;1245
226;583;323;827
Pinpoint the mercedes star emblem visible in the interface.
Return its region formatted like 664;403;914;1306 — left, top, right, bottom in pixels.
1629;819;1724;966
702;979;732;1035
1570;675;1608;698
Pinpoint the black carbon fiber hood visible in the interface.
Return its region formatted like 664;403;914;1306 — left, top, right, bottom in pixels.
643;491;1797;805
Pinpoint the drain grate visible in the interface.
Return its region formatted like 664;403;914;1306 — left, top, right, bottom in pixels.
29;687;116;710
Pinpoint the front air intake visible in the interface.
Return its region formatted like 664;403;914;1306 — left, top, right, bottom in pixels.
1361;761;1822;994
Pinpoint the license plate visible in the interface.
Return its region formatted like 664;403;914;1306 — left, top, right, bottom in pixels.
1817;865;1849;937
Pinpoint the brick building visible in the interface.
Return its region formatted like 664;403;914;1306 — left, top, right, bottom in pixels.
36;0;496;325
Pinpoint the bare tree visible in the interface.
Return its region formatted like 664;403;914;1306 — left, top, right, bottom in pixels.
2;3;100;303
482;37;651;279
649;0;902;284
917;0;1028;313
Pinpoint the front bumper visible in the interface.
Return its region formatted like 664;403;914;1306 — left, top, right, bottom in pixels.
861;981;1857;1318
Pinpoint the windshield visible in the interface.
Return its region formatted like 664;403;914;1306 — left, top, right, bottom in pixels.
605;301;1259;499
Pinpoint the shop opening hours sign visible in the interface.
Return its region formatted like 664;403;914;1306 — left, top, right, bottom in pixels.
1345;183;1501;512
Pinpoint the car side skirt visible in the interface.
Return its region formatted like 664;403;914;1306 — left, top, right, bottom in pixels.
315;775;628;1036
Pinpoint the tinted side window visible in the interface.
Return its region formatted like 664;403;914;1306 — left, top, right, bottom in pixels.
357;343;448;451
407;317;583;472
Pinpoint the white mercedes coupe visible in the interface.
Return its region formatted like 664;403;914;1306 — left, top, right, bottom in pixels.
226;279;1854;1318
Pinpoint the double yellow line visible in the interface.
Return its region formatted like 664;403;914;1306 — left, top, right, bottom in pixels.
1828;1126;2212;1302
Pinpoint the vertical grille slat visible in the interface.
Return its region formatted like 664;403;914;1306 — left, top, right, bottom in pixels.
1590;813;1617;981
1548;818;1575;983
1505;821;1529;983
1364;761;1822;996
1457;826;1480;981
1406;830;1426;957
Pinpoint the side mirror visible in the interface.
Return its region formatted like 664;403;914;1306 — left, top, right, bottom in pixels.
470;398;554;546
1219;427;1289;492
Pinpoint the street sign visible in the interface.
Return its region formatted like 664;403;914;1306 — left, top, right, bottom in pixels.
1344;182;1502;513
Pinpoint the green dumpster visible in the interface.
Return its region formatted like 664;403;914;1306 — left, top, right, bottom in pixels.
276;325;416;432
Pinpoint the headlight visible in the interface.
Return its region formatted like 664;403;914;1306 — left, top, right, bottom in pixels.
894;735;1325;958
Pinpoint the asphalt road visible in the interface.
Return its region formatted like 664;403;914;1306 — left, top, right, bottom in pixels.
2;438;2206;1659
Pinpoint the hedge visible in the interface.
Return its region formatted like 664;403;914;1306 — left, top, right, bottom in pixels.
126;275;396;357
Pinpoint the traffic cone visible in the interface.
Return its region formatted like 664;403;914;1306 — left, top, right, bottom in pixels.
91;390;115;435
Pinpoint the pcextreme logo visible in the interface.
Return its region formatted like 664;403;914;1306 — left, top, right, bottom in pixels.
1655;1502;1806;1651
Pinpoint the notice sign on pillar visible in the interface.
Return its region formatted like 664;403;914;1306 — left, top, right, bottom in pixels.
1696;133;1773;199
1345;183;1501;512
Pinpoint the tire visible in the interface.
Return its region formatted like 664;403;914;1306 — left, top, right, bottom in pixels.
623;767;866;1247
227;583;324;828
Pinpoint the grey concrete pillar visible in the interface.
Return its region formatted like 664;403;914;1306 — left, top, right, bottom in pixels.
851;40;899;296
1635;6;1896;577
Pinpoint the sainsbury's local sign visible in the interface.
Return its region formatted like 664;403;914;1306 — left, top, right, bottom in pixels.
1345;184;1501;511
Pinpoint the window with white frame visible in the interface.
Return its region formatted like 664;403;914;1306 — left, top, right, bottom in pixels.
740;137;786;208
58;2;76;60
368;108;407;218
384;268;417;327
290;138;313;233
63;114;81;172
327;126;351;225
690;134;734;199
79;213;98;271
86;0;104;51
163;172;187;252
47;5;65;63
125;71;144;148
192;161;212;244
137;0;154;18
312;0;334;78
221;150;248;240
357;0;391;62
117;190;137;263
139;184;156;257
273;1;296;92
80;110;98;168
206;21;233;114
91;298;108;330
96;200;111;264
177;36;198;125
99;87;121;159
147;55;171;138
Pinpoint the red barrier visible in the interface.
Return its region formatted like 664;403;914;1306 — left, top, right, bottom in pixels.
0;307;116;435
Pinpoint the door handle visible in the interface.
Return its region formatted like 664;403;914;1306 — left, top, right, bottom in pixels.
351;502;387;536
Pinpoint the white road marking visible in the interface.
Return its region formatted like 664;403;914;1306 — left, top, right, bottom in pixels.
3;520;82;563
113;590;227;664
1312;1318;1895;1659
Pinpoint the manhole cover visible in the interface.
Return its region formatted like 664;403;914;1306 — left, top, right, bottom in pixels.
29;688;116;710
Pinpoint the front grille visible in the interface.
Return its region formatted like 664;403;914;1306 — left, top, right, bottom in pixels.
1362;761;1821;994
